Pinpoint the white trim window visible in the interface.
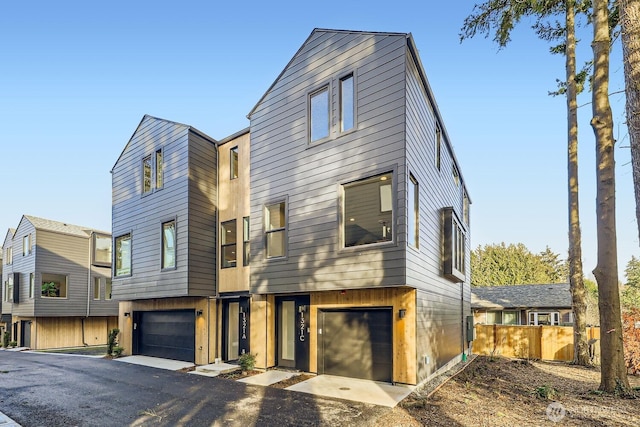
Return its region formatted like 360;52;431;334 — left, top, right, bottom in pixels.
23;234;31;256
340;73;354;132
142;149;164;195
528;311;560;326
161;220;176;270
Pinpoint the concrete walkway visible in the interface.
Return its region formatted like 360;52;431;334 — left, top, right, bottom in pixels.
0;410;21;426
114;355;195;371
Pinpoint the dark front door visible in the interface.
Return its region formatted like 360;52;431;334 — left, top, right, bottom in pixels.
276;296;310;371
133;310;195;362
20;320;31;348
223;298;251;361
318;308;393;382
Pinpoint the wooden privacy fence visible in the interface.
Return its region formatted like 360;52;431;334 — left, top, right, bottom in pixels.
473;324;601;362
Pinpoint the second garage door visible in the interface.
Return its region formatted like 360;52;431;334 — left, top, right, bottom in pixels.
318;308;392;382
133;310;195;362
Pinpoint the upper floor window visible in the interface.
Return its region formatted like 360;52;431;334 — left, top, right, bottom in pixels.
309;86;329;142
29;273;34;299
435;124;442;171
142;149;164;195
161;220;176;270
230;146;239;180
463;190;470;225
221;220;237;268
442;207;466;282
408;175;419;248
243;216;250;267
41;273;67;298
23;234;31;256
92;234;112;267
5;247;12;265
115;233;132;277
94;277;101;300
5;276;13;302
343;172;394;247
265;202;286;258
340;74;354;132
452;165;460;187
105;279;112;300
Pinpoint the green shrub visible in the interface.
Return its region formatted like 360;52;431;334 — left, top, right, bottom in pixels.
8;341;17;348
2;331;9;348
107;328;120;356
112;346;124;357
533;384;558;400
238;352;256;371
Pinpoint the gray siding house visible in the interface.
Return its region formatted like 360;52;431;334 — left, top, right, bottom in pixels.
247;29;471;385
111;115;218;365
1;216;117;349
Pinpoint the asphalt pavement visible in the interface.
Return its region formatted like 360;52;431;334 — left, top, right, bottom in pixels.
0;351;390;426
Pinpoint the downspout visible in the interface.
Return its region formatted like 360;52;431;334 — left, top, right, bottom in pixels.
84;232;93;346
214;141;220;362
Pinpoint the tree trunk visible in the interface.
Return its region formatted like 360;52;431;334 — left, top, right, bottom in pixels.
591;0;631;393
620;0;640;242
566;0;590;366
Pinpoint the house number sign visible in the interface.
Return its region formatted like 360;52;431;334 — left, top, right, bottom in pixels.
241;311;247;339
299;310;305;342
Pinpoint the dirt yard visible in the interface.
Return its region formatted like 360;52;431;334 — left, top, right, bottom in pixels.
378;356;640;426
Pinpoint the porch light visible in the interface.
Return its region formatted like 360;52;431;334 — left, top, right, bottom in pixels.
124;312;130;317
398;309;406;319
196;309;203;316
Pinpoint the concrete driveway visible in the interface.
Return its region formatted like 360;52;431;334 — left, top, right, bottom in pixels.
0;351;393;426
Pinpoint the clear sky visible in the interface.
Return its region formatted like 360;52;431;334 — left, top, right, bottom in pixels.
1;1;636;279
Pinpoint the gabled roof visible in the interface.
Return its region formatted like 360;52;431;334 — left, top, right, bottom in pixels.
19;215;109;238
245;28;470;199
2;228;15;247
111;114;217;172
471;284;572;310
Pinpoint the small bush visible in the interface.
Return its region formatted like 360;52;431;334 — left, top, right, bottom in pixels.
9;341;17;348
2;331;10;348
112;346;124;357
533;384;558;400
107;328;120;356
238;353;256;371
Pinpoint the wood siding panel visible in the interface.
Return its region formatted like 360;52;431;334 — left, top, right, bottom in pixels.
28;316;117;349
249;31;408;295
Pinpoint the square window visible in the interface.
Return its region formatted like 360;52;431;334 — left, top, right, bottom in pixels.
343;172;394;247
221;220;237;268
486;311;502;325
230;146;239;180
115;234;132;277
503;311;519;325
265;202;286;258
162;221;176;270
340;74;354;132
408;175;419;248
41;273;67;298
309;87;329;142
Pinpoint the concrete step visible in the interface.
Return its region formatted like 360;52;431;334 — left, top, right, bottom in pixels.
195;362;240;375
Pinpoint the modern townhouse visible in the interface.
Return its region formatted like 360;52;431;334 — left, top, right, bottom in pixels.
1;216;117;348
112;28;471;387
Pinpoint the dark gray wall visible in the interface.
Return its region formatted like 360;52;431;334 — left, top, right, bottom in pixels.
249;30;408;294
2;230;15;315
9;220;36;316
112;116;217;300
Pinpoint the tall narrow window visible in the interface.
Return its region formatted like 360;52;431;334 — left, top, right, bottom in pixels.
408;175;419;248
265;202;286;258
155;149;163;189
230;146;239;180
93;277;101;300
142;155;153;194
7;276;14;302
3;281;7;302
340;74;354;132
162;221;176;270
105;279;112;300
452;165;460;187
6;247;12;264
221;220;237;268
115;234;131;277
442;207;466;282
23;234;31;256
29;273;34;299
309;87;329;142
463;190;470;225
435;124;442;171
243;216;250;266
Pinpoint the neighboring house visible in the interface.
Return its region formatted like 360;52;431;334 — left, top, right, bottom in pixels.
1;216;117;349
112;28;471;387
471;284;573;326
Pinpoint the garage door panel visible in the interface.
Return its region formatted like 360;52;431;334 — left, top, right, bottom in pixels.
320;309;392;382
135;310;195;362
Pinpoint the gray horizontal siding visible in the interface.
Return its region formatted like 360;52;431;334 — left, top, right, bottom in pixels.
249;31;408;294
112;117;217;300
7;221;36;316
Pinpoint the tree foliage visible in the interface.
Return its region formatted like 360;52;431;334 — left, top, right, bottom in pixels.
471;243;568;286
621;255;640;309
